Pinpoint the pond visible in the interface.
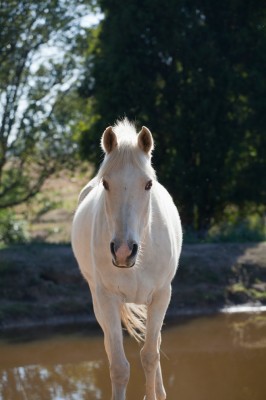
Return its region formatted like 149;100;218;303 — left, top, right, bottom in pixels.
1;312;266;400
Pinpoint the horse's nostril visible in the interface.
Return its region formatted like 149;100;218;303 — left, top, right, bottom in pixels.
110;242;116;258
110;241;138;263
130;243;138;259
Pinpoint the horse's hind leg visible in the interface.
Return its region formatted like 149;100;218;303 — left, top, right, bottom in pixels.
141;285;171;400
92;289;129;400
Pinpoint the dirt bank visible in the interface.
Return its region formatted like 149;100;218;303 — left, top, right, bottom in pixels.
0;242;266;331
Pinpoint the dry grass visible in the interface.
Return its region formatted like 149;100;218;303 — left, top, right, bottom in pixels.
16;163;93;243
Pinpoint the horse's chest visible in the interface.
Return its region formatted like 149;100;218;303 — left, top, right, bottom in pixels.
113;274;154;305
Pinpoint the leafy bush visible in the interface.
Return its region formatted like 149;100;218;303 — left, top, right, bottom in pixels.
207;210;266;243
183;208;266;243
0;210;29;245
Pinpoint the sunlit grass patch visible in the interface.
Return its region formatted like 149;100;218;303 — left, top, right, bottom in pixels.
7;164;93;244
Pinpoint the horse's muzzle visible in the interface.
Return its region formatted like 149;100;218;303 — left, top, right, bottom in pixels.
110;241;138;268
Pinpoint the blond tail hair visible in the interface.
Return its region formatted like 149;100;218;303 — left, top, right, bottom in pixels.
121;303;147;343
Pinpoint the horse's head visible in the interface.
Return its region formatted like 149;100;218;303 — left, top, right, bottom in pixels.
99;122;155;268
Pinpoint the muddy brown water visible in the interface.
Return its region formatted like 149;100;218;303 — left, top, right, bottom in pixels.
1;312;266;400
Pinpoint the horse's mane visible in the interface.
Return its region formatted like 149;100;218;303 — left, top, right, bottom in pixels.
96;119;157;181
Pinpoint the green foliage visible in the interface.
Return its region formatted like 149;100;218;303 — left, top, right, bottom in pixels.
79;0;266;232
183;207;266;243
207;209;266;243
0;210;29;245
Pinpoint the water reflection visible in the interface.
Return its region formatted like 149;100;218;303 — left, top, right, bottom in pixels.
0;362;102;400
1;312;266;400
0;334;112;400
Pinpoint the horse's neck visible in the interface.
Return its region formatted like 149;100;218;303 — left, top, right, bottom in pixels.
92;190;110;241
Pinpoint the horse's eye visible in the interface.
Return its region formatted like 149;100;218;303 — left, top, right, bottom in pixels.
103;179;109;190
145;180;152;191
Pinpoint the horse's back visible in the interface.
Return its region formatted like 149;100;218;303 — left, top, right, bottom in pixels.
71;183;103;283
153;181;182;245
146;182;182;279
77;176;98;205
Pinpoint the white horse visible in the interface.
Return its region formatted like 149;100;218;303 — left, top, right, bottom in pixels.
71;119;182;400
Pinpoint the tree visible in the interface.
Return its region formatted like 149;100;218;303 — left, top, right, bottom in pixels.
79;0;266;232
0;0;91;208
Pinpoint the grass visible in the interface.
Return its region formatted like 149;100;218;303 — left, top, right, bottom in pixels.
229;282;247;293
226;280;266;305
12;164;93;244
250;288;266;301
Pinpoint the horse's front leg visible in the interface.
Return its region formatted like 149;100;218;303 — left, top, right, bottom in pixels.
141;285;171;400
92;288;129;400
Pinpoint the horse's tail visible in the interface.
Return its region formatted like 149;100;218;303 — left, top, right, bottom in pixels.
121;303;147;343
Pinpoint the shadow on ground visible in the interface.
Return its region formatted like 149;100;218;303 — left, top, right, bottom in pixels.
0;242;266;331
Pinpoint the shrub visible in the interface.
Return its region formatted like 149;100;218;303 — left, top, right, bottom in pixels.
207;212;266;243
0;210;29;245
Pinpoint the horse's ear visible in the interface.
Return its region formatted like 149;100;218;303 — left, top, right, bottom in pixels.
138;126;154;154
101;126;118;153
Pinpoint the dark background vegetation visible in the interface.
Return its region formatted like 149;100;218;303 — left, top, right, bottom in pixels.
0;0;266;244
